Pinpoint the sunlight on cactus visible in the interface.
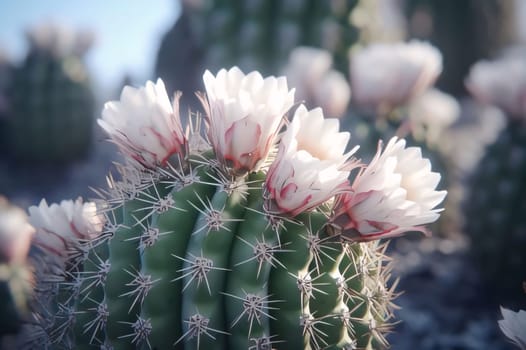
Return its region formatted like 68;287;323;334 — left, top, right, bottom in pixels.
98;79;187;170
17;66;447;350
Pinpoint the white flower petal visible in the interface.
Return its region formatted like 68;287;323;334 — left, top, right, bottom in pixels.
98;79;186;169
332;136;446;241
499;307;526;349
266;105;357;216
466;56;526;118
201;66;295;175
29;198;105;270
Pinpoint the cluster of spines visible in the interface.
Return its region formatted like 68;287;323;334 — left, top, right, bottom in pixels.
30;149;396;350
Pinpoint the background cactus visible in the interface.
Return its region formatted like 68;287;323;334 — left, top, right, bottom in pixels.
404;0;516;96
463;54;526;308
0;49;13;155
3;22;96;163
463;119;526;306
155;0;359;97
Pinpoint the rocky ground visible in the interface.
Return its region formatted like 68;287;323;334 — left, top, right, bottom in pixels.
0;125;518;350
388;236;516;350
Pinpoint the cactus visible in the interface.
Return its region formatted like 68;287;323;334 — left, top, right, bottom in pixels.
0;49;12;117
23;67;447;349
156;0;359;96
50;170;394;350
4;22;95;163
0;49;13;155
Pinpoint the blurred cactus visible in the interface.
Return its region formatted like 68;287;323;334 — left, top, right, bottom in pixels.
405;0;516;96
436;100;505;237
0;49;12;116
156;0;359;97
0;197;35;338
463;121;526;304
463;55;526;306
4;22;96;163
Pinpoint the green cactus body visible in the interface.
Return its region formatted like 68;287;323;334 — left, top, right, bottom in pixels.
142;168;217;349
73;240;109;350
33;150;396;350
104;199;146;349
5;48;95;162
156;0;358;95
464;120;526;306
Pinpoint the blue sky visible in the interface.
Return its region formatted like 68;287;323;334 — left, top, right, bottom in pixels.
0;0;180;96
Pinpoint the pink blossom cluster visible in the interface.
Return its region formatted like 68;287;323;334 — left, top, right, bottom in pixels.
98;66;446;242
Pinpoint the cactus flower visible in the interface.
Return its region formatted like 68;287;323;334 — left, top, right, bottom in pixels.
0;197;35;264
28;198;105;268
200;66;295;176
285;47;351;118
98;79;186;169
331;137;446;241
465;56;526;118
284;47;333;104
314;70;351;118
499;307;526;350
265;105;358;216
350;40;442;113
